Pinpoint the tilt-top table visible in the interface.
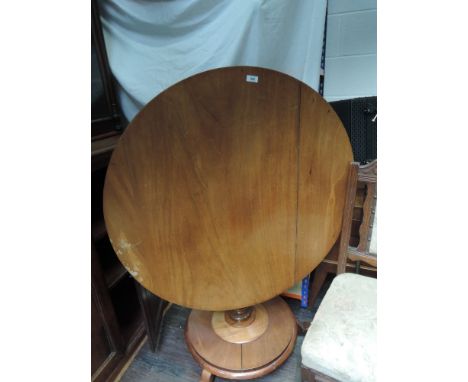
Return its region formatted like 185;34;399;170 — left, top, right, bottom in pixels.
103;66;352;381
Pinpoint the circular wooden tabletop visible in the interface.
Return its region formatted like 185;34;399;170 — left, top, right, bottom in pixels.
103;66;352;311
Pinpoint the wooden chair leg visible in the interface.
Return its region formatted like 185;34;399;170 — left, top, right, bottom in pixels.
308;263;329;309
301;365;316;381
200;369;214;382
296;319;311;335
301;365;338;382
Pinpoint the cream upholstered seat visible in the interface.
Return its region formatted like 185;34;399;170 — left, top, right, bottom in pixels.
301;273;376;381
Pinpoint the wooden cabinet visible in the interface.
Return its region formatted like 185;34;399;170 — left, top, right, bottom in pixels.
92;145;169;382
92;149;144;382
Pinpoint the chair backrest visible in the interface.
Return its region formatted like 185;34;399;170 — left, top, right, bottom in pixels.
337;160;377;274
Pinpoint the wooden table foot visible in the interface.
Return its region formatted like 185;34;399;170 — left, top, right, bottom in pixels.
200;369;214;382
186;297;297;380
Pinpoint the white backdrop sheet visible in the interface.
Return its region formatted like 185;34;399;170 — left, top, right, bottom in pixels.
99;0;327;121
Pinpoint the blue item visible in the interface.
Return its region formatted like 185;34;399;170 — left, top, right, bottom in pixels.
301;275;310;308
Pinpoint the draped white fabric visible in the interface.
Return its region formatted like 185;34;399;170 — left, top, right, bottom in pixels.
99;0;327;121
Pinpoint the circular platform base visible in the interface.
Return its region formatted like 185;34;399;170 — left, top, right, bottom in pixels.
185;297;297;380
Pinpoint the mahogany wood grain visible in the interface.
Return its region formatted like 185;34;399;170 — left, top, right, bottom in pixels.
103;66;352;311
186;310;242;370
295;84;353;282
200;369;214;382
188;331;297;381
241;298;296;370
211;304;268;344
186;297;297;380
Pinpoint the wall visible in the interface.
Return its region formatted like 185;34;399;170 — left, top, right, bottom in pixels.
324;0;377;102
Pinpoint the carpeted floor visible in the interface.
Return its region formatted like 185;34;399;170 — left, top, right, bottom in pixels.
120;276;333;382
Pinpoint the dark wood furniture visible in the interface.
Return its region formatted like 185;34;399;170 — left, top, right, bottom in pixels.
92;147;170;382
302;368;340;382
301;160;377;382
92;150;146;382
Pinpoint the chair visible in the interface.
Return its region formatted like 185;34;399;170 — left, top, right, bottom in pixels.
301;160;377;382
